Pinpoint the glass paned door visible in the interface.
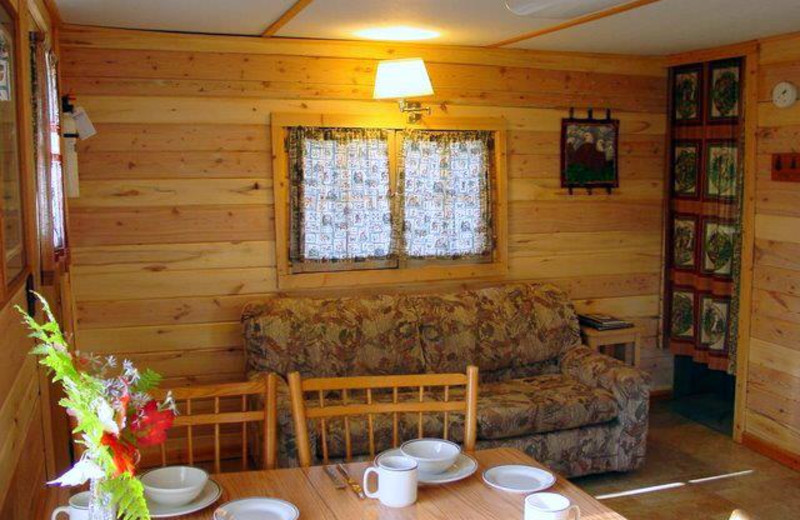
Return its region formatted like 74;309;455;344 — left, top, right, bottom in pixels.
0;6;25;283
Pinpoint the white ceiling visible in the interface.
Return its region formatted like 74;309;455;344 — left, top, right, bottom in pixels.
56;0;800;55
56;0;297;35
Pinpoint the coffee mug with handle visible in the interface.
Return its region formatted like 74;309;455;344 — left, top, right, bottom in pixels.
524;492;580;520
362;455;418;508
52;491;90;520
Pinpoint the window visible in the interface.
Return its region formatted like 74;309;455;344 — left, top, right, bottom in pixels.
287;127;396;272
273;115;507;289
401;131;493;260
0;5;27;287
31;34;67;274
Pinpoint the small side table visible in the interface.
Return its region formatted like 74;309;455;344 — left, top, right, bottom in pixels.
580;325;642;367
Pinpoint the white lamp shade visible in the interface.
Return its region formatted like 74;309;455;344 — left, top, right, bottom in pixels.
373;58;434;100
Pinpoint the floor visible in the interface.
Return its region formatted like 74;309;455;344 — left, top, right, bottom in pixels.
574;401;800;520
670;392;733;436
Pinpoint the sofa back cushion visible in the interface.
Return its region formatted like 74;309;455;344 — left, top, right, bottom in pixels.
242;294;424;378
412;283;581;374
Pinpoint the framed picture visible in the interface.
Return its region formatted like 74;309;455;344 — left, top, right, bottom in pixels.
708;59;742;123
699;294;730;351
672;64;703;125
704;140;739;200
701;218;736;278
672;140;701;198
560;118;619;190
672;214;698;270
670;288;696;341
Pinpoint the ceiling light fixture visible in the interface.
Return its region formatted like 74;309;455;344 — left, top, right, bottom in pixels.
373;58;434;123
354;25;439;41
505;0;629;18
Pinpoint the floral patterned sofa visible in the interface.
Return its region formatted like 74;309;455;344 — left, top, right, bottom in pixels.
241;283;650;477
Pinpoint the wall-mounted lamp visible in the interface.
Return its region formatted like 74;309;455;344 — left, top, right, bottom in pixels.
373;58;434;123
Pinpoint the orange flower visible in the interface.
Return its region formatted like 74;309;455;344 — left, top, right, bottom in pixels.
101;432;138;476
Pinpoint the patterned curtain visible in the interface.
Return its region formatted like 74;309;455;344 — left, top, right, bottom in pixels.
667;58;745;374
287;127;396;270
399;130;493;260
45;50;66;254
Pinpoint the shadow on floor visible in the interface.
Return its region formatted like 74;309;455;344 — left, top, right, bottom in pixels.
572;401;800;520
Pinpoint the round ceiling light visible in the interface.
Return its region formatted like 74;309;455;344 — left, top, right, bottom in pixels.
354;26;440;41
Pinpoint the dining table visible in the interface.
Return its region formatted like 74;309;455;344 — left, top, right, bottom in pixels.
169;447;626;520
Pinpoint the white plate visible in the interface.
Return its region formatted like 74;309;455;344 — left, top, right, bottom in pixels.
213;498;300;520
481;465;556;494
148;478;222;518
376;448;478;485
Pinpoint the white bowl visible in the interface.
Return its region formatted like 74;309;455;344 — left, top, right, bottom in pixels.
400;438;461;475
141;466;209;507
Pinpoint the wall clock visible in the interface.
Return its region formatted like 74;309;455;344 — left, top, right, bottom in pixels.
772;81;798;108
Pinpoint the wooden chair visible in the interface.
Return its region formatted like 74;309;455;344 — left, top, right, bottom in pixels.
288;367;479;467
150;374;278;473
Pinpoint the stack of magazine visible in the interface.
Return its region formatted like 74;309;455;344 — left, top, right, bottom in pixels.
578;313;633;331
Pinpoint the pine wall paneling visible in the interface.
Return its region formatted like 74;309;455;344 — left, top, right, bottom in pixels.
742;31;800;468
59;25;672;397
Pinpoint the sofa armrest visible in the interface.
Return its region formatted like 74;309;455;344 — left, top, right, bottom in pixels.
560;346;651;405
561;345;651;459
559;346;651;471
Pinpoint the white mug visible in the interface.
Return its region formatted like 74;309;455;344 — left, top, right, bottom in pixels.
362;455;418;508
52;491;90;520
524;493;580;520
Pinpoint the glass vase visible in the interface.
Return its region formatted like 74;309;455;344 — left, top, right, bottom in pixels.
88;478;117;520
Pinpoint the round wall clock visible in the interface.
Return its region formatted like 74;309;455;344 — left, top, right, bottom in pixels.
772;81;798;108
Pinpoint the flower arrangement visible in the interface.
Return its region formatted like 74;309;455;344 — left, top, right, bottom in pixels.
19;294;176;520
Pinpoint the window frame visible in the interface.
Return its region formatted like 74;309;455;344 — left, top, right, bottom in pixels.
271;113;508;290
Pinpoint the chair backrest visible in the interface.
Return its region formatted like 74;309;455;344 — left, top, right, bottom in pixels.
288;367;478;467
150;374;277;473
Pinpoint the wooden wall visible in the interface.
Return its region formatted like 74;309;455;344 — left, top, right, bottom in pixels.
743;32;800;467
59;25;673;391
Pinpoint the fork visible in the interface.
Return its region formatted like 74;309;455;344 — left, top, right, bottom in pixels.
336;463;366;499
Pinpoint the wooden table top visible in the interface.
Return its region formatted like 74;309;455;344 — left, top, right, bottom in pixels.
171;448;626;520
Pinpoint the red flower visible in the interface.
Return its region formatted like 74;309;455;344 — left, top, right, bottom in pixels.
101;432;138;476
130;400;174;447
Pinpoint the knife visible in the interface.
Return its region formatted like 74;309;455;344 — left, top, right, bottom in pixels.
324;465;347;489
336;463;366;499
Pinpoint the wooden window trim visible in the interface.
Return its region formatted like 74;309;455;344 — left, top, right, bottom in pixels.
271;113;508;290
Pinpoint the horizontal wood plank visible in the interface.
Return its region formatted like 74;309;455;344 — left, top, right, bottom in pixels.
72;178;273;207
73;267;277;301
69;205;274;246
72;241;275;274
78;151;271;180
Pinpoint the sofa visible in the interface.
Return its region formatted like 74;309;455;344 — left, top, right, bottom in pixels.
242;283;650;477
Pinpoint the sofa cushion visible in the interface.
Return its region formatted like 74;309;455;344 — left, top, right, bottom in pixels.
472;375;618;439
412;283;581;374
242;294;423;377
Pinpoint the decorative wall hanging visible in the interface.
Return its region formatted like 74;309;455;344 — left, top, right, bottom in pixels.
666;57;745;374
672;64;702;125
708;59;742;123
560;110;619;194
672;140;701;198
704;140;739;200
